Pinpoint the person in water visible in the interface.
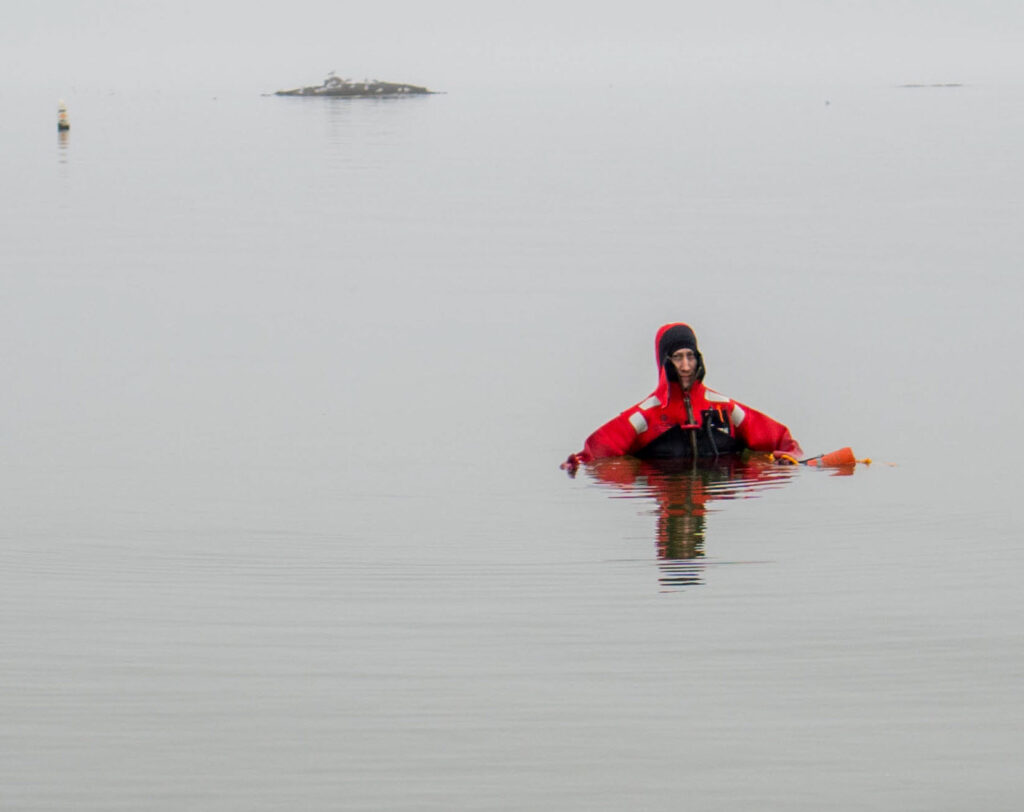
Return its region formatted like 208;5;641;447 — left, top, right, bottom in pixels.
561;323;803;472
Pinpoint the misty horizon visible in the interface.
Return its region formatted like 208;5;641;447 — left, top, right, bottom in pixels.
4;0;1023;96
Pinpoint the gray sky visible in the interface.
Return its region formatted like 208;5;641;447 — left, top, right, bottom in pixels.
4;0;1024;93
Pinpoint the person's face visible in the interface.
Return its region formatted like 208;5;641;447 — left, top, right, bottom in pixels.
669;349;697;389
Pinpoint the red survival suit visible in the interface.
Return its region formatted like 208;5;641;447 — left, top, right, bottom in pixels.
565;323;802;467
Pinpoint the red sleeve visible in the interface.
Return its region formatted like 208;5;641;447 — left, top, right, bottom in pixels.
732;402;802;457
577;411;643;462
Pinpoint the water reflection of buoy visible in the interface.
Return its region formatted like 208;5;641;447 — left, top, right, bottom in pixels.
57;100;70;131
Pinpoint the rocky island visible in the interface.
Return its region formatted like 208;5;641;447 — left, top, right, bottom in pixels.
275;72;435;97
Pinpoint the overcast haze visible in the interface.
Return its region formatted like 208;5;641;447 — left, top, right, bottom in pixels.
5;0;1024;805
4;0;1024;94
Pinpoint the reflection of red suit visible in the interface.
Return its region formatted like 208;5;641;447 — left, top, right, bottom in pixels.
588;456;795;562
574;324;802;463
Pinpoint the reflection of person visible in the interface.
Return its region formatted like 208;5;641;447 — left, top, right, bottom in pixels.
587;456;797;586
562;323;802;472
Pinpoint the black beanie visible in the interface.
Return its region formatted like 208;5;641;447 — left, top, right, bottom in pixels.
659;324;699;358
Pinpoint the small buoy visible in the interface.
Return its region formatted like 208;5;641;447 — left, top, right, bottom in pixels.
806;447;856;467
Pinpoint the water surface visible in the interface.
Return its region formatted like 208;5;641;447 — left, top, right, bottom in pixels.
2;81;1022;810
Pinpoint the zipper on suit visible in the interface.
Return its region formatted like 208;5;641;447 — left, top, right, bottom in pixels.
683;390;698;457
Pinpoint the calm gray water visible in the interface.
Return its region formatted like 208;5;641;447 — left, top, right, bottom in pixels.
3;81;1023;810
